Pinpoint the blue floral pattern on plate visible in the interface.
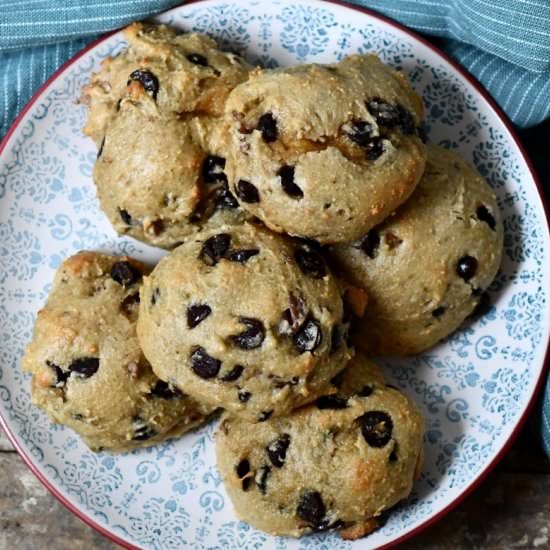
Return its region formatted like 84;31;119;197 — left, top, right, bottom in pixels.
0;1;548;548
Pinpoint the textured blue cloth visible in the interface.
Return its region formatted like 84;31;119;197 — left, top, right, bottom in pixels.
0;1;549;457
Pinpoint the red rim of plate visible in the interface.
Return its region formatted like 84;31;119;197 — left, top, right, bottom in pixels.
0;1;549;548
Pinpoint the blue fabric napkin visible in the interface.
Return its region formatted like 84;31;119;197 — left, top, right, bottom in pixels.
0;0;549;457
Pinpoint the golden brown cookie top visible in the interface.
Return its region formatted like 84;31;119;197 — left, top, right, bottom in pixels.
137;222;353;421
221;54;426;243
330;145;503;355
23;252;213;452
215;354;424;539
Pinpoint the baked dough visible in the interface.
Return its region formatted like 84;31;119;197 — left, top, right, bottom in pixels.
221;54;426;243
330;145;503;355
22;252;214;452
137;222;353;422
215;353;423;539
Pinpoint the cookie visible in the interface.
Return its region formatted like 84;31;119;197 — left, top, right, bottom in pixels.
94;96;246;248
221;54;426;243
137;222;353;422
22;252;214;452
82;22;251;145
83;22;251;248
330;145;503;355
215;354;424;539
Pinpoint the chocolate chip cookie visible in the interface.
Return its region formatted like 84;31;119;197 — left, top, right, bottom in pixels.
215;353;424;539
83;22;251;248
137;222;353;422
221;54;426;243
82;22;251;145
330;145;503;355
94;96;246;248
22;252;213;452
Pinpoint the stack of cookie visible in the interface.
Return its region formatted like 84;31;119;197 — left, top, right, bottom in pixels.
23;22;503;541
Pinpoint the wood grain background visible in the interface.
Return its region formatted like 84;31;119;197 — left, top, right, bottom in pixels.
1;423;549;549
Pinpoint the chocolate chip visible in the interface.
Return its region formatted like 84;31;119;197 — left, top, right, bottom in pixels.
221;364;244;382
132;416;157;441
187;304;212;328
330;325;342;353
357;385;373;397
293;317;322;353
345;119;374;147
279;292;308;336
110;261;141;287
97;137;105;159
128;69;159;100
133;425;157;441
150;380;182;399
278;165;303;198
150;287;160;306
266;433;290;468
456;255;478;281
256;112;278;142
235;180;260;203
366;97;400;127
120;292;140;317
118;208;133;226
202;155;227;184
330;370;345;388
187;53;208;66
46;361;69;387
364;137;385;160
297;491;326;528
255;465;271;494
230;317;265;349
359;230;380;258
470;291;491;319
258;410;273;422
476;205;496;230
395;104;415;135
214;185;240;210
389;444;398;462
358;411;393;448
199;233;231;266
316;395;348;409
432;306;446;318
238;390;251;402
68;357;99;378
294;245;327;279
190;347;221;379
236;459;250;477
227;249;259;263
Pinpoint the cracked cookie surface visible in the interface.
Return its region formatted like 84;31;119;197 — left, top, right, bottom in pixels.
221;54;426;243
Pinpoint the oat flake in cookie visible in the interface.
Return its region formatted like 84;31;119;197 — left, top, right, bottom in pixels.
22;252;214;452
137;222;353;422
330;145;504;355
83;22;251;248
215;354;424;539
221;54;426;243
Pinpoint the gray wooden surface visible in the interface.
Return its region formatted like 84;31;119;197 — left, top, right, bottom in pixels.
1;424;549;549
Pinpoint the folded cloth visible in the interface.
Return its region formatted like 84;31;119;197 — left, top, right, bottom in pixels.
0;1;549;456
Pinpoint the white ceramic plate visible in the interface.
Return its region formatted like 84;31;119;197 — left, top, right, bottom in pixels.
1;1;549;548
